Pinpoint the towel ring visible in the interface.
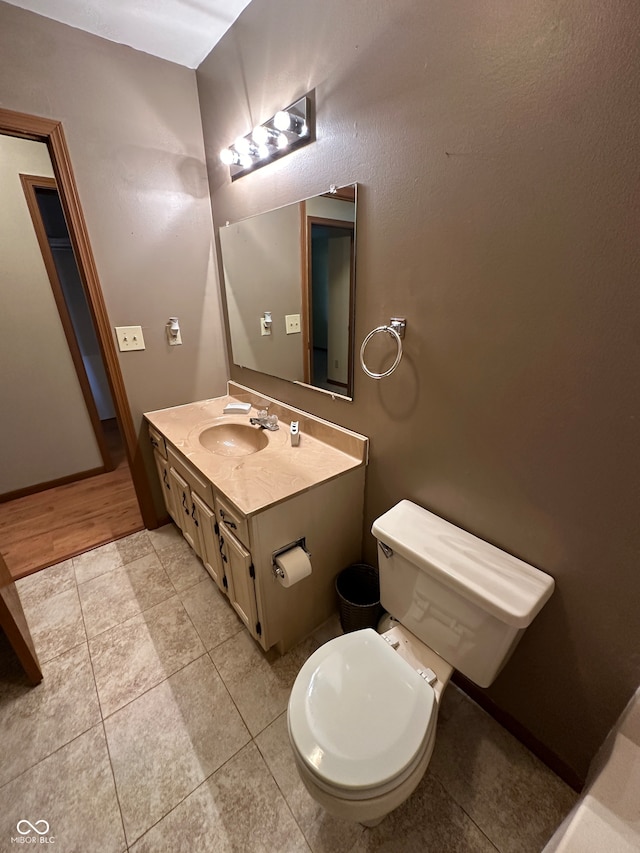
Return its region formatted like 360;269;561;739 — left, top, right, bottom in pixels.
360;319;406;379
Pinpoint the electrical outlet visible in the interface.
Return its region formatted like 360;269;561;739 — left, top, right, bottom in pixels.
115;325;145;351
285;313;301;334
260;318;272;336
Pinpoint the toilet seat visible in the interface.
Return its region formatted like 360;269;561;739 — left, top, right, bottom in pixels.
288;629;436;797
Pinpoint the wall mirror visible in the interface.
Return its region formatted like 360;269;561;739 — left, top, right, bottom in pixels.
219;184;357;399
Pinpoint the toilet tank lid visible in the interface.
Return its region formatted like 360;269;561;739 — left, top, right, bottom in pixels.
372;501;555;628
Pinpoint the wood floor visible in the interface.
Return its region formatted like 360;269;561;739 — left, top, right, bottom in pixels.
0;422;143;580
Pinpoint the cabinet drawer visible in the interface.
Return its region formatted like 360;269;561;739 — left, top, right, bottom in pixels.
214;494;249;549
148;426;167;459
167;444;214;507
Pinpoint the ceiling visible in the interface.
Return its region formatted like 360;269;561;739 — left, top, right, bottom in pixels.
2;0;253;68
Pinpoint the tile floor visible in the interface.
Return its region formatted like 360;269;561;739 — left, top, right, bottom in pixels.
0;525;577;852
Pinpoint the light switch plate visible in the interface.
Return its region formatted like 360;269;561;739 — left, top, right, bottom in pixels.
285;314;301;334
115;325;145;351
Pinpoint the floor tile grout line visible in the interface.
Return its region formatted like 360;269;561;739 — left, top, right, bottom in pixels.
207;648;256;737
73;529;194;594
121;736;259;848
25;635;87;670
430;773;501;852
125;772;209;846
99;649;212;722
252;722;318;852
19;580;86;666
80;586;176;642
176;580;237;657
206;643;304;742
75;562;124;589
99;716;129;851
15;574;78;611
73;538;130;587
84;586;194;646
0;717;103;794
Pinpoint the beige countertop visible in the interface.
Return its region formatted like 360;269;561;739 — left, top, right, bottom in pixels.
144;383;368;516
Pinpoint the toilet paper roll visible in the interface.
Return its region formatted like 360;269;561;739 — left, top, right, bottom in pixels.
275;546;312;588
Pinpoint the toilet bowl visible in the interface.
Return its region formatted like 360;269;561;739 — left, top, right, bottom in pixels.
287;500;556;825
287;625;451;824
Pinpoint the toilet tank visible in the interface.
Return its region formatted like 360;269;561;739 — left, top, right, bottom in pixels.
372;501;555;687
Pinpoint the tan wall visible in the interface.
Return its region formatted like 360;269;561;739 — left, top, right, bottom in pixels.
0;136;102;493
197;0;640;782
0;1;228;506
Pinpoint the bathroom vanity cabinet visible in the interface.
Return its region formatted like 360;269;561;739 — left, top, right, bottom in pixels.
145;383;368;654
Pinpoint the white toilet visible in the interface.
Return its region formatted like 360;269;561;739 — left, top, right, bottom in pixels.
287;500;555;826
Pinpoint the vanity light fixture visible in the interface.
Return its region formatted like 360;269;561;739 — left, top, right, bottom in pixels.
219;94;314;181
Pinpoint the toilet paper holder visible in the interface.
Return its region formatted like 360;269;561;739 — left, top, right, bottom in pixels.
272;538;310;579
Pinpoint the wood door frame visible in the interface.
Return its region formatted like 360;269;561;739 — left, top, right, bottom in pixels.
20;173;113;476
0;107;158;529
303;215;356;393
0;551;42;684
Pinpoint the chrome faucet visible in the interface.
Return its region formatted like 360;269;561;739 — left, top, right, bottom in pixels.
249;405;279;431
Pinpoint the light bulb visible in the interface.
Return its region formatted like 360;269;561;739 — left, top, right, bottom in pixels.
239;152;253;168
252;124;269;146
219;147;236;165
274;110;292;131
257;145;270;160
234;135;251;155
299;122;309;137
276;133;289;150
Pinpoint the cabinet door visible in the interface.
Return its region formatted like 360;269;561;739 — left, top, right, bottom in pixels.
168;468;201;556
154;451;177;521
191;492;226;593
220;528;259;638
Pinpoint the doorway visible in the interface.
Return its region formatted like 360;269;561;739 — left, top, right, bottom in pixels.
0;108;157;579
304;217;355;394
20;174;118;475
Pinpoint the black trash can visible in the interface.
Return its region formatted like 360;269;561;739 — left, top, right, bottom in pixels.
335;563;383;633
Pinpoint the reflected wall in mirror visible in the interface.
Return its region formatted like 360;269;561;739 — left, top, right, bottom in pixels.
219;184;357;399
